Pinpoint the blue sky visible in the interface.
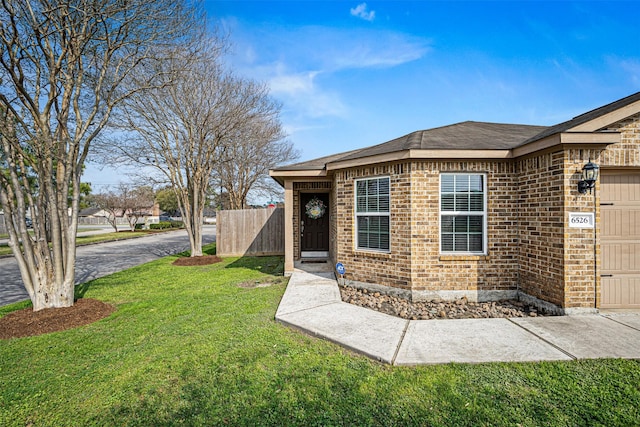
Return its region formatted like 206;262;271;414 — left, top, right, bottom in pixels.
208;0;640;161
85;0;640;188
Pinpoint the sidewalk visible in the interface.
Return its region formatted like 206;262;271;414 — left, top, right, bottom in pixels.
275;264;640;365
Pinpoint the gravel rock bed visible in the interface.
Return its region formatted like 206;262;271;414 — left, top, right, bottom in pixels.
340;286;557;320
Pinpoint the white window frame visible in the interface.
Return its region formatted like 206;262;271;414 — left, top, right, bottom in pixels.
439;173;487;255
354;176;391;253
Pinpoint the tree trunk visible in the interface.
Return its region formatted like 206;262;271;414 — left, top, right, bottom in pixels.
188;221;203;257
32;279;75;311
176;184;205;257
8;209;78;311
187;191;204;257
0;0;201;311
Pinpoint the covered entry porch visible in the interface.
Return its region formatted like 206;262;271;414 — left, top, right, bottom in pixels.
281;179;334;275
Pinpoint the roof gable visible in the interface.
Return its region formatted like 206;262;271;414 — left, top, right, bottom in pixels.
522;91;640;145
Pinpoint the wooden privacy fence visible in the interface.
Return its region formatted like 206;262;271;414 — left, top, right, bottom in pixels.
217;207;284;257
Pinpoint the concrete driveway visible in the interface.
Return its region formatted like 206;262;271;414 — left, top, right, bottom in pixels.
0;226;216;307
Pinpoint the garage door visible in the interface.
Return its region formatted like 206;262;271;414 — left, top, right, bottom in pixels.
600;171;640;308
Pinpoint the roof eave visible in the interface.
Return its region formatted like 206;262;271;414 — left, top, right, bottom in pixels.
326;148;513;170
513;132;620;158
269;168;328;186
270;132;622;186
569;97;640;132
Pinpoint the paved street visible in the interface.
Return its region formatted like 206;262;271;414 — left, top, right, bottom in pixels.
0;226;216;307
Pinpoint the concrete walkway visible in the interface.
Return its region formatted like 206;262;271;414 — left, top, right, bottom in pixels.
275;264;640;365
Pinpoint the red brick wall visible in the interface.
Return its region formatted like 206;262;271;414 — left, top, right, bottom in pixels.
333;160;520;299
301;114;640;309
562;149;601;309
515;152;566;306
334;162;413;291
561;113;640;309
409;161;519;295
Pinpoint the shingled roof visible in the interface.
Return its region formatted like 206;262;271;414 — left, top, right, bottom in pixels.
271;91;640;174
272;121;546;172
336;121;546;162
271;148;364;171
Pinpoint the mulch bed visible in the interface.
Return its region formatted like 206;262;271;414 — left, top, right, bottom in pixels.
172;255;222;266
0;298;115;339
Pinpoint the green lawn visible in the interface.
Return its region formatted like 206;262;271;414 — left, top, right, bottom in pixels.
1;245;639;426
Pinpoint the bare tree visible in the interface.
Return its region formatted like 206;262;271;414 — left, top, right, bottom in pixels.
215;119;297;209
113;36;286;257
120;184;154;231
90;190;122;232
90;184;153;231
0;0;199;310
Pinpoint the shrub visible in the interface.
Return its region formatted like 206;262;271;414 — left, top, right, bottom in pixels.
150;221;172;230
149;221;183;230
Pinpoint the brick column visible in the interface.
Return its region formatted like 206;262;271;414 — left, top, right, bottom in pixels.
284;180;294;275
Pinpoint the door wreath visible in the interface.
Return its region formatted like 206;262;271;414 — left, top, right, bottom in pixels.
305;196;326;219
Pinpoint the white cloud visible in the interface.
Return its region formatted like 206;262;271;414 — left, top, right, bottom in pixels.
227;23;431;76
220;20;432;133
326;31;429;70
269;69;348;119
269;71;318;97
290;26;430;72
619;58;640;86
350;3;375;22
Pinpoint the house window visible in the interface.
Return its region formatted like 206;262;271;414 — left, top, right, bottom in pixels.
355;176;390;251
440;173;486;254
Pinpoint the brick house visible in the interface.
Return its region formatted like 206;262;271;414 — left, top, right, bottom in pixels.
270;92;640;313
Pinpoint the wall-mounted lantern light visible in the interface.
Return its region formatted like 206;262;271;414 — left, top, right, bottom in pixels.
577;159;599;194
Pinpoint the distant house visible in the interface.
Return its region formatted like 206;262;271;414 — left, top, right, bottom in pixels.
79;204;160;227
270;92;640;313
78;207;109;218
